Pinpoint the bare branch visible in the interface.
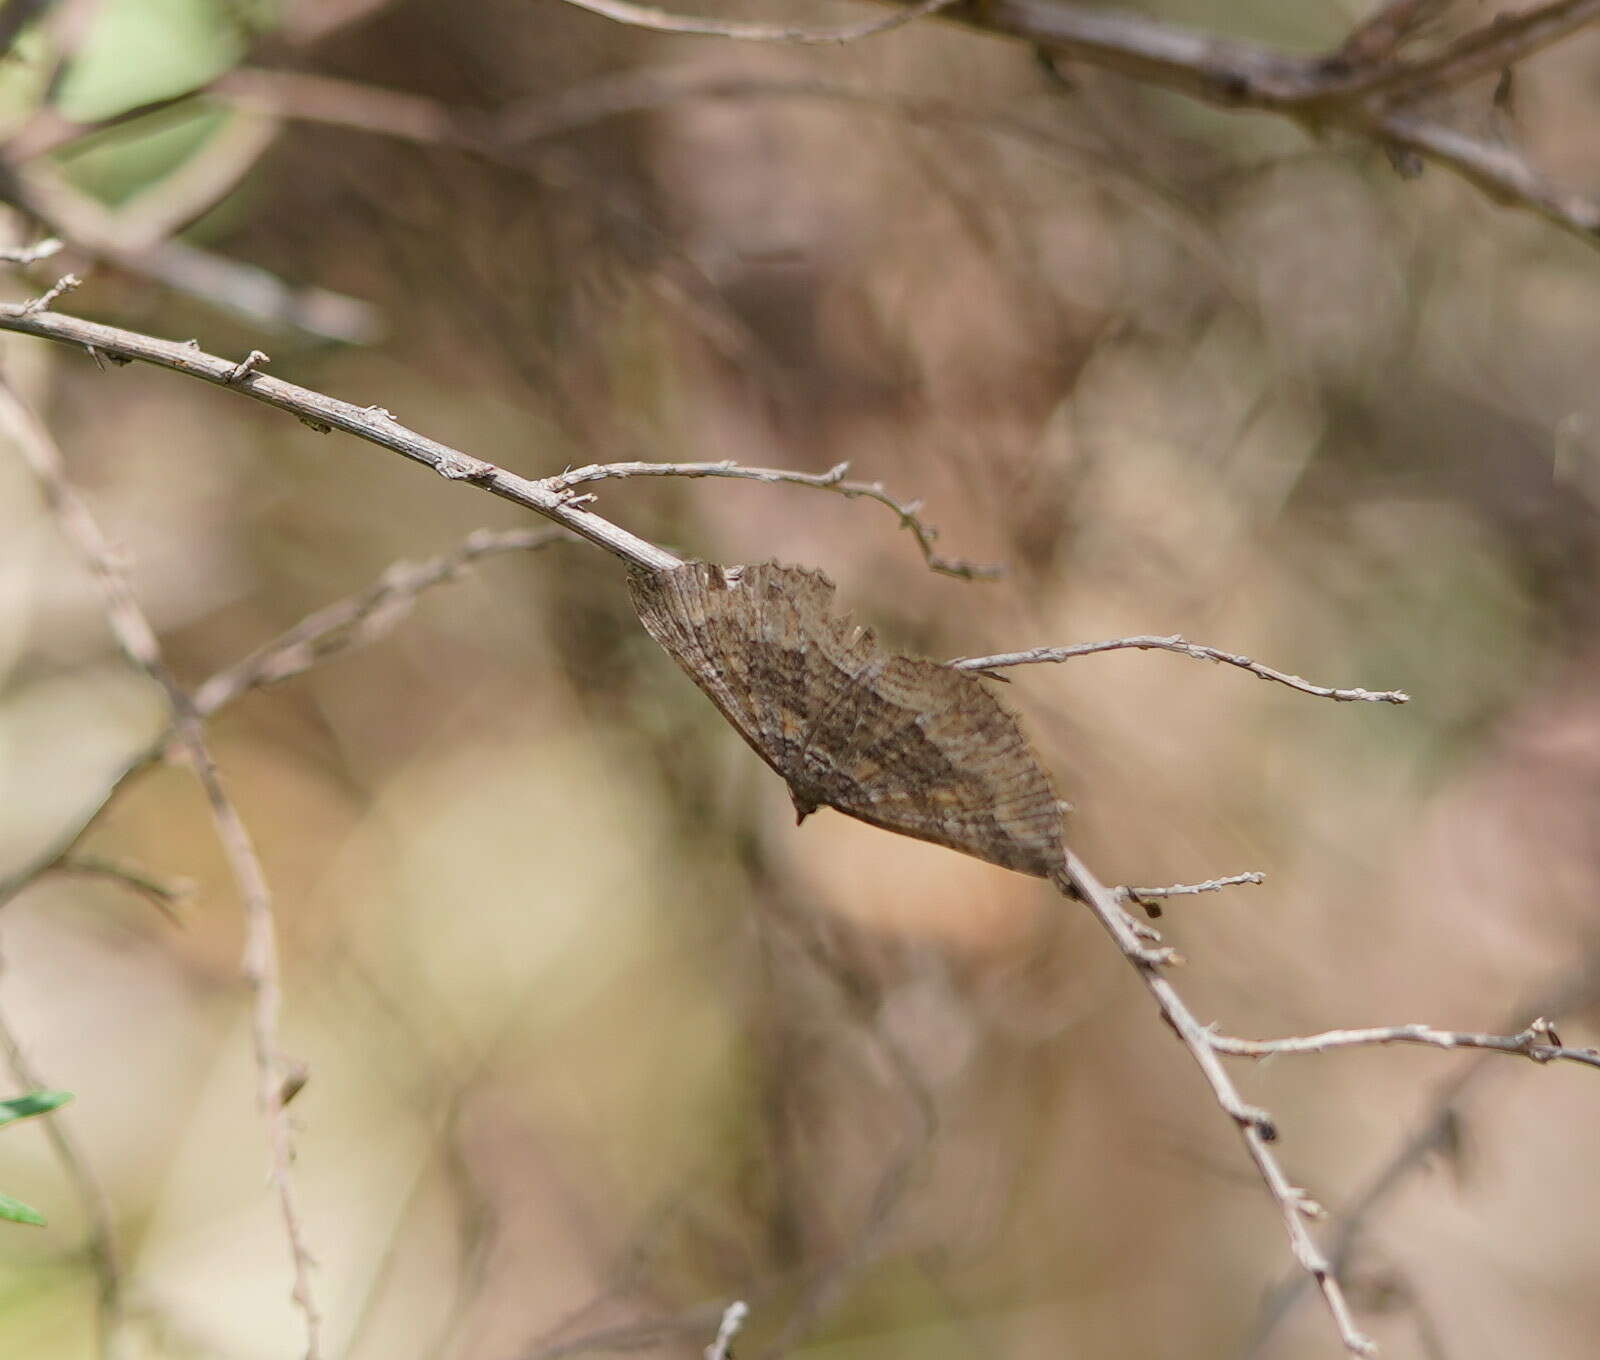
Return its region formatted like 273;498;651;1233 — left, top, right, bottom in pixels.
553;0;958;44
1120;871;1266;901
1246;953;1600;1355
1212;1017;1600;1072
1118;871;1264;918
195;526;571;714
953;635;1409;704
1347;0;1600;102
10;163;383;345
545;459;1001;579
1050;850;1377;1355
1379;110;1600;237
0;305;681;572
0;747;163;914
1;524;572;921
882;0;1600;245
0;376;324;1357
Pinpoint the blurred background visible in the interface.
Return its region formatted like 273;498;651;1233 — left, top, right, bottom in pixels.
2;0;1600;1356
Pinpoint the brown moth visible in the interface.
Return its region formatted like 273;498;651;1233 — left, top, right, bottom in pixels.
629;560;1067;879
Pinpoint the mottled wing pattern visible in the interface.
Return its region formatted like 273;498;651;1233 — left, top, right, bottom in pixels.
802;655;1064;876
629;560;1066;878
629;560;775;775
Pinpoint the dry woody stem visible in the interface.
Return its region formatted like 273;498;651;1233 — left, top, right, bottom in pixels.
0;373;324;1359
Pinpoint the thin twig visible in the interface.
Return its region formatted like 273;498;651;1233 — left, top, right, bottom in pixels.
704;1301;749;1360
0;304;679;570
879;0;1600;246
0;375;324;1357
1245;953;1600;1356
0;746;163;913
1051;849;1378;1356
1118;871;1264;919
545;459;1000;579
0;961;124;1360
56;855;193;920
17;272;82;314
1120;872;1266;901
194;526;570;714
1;525;571;918
1245;1068;1473;1360
554;0;958;44
1211;1017;1600;1071
953;635;1410;704
10;158;383;345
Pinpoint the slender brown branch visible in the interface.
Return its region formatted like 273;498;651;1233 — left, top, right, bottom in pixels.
1246;952;1600;1356
1;525;572;919
880;0;1600;244
545;459;1000;579
1050;850;1378;1356
0;747;163;913
1211;1017;1600;1071
194;527;570;711
0;374;324;1357
11;162;383;344
953;635;1410;704
0;303;680;571
1345;0;1600;102
554;0;958;44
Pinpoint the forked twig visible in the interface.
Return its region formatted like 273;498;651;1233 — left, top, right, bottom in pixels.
0;376;323;1358
193;526;571;712
0;525;572;919
1051;850;1378;1356
545;459;1000;579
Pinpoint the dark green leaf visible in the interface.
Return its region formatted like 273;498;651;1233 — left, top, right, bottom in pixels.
0;1091;73;1128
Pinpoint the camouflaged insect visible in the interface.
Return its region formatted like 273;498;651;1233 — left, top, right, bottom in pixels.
629;560;1068;878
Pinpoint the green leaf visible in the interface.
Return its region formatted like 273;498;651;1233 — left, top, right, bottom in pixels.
0;1091;73;1128
0;1192;46;1227
54;0;249;123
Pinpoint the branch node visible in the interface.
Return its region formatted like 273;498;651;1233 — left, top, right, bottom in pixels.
225;349;271;384
14;273;81;315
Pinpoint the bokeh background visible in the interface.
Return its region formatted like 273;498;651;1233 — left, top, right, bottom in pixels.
3;1;1600;1356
